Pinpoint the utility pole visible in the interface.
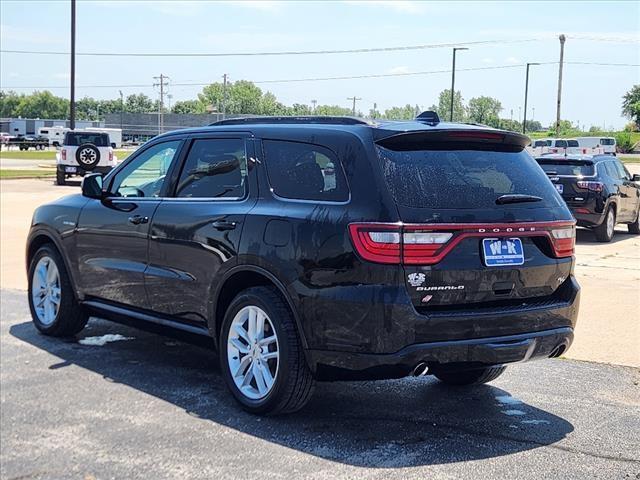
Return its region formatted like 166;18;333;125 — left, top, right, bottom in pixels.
222;73;228;119
532;107;535;121
449;47;468;121
153;74;169;134
347;96;361;116
69;0;76;130
555;34;566;135
523;62;540;134
311;99;317;113
119;90;124;131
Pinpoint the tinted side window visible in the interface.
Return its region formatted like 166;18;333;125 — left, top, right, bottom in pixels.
555;140;568;148
613;161;629;180
111;140;181;197
176;138;247;199
263;140;349;202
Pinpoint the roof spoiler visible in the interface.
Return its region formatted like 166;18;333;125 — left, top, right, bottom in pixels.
415;110;440;125
375;128;531;150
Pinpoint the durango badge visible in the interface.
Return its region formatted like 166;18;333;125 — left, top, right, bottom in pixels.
408;273;426;287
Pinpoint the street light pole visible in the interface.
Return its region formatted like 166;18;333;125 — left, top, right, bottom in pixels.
69;0;76;130
523;62;540;134
449;47;468;121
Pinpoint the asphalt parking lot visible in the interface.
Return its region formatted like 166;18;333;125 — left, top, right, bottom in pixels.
1;173;639;479
1;291;639;479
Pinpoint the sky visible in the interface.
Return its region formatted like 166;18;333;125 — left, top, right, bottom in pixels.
1;0;639;129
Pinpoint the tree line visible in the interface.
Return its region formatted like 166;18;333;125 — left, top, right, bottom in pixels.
3;81;638;132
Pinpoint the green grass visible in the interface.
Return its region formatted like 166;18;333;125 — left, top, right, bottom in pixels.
0;149;133;161
619;154;640;164
0;169;55;179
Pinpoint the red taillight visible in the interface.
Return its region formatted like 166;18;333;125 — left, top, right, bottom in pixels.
109;150;113;162
550;225;576;257
348;221;576;265
576;181;603;192
348;223;401;264
61;148;66;160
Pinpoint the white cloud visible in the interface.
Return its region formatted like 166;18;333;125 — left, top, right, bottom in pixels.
388;66;411;74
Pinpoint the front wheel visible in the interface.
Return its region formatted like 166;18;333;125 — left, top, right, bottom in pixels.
28;245;88;336
433;365;506;385
628;208;640;234
219;287;314;415
594;207;616;242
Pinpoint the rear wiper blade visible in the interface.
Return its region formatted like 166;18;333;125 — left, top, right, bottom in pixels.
495;194;543;205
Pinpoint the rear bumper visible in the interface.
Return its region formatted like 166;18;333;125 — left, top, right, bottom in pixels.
573;211;605;228
57;164;113;176
310;327;574;381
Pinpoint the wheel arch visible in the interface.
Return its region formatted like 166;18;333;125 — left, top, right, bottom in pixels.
26;229;79;299
211;265;309;353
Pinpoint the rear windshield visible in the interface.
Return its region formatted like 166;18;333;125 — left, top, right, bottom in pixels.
378;145;562;209
600;138;615;146
567;140;579;147
536;159;595;176
64;132;109;146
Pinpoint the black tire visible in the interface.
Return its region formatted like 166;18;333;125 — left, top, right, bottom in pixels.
219;286;315;415
433;365;506;386
594;206;616;242
628;208;640;234
56;169;66;185
75;143;100;170
28;245;88;337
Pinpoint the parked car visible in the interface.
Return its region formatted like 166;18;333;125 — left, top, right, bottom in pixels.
27;114;580;415
56;131;116;185
5;135;49;150
536;154;640;241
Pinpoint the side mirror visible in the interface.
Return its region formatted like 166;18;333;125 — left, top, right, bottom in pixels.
81;173;104;199
632;174;640;182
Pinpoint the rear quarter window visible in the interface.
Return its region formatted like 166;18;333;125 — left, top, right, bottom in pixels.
378;145;562;209
262;140;349;202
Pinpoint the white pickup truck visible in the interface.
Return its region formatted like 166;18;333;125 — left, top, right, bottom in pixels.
56;131;117;185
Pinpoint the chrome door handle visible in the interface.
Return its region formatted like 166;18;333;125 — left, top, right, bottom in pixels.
128;215;149;225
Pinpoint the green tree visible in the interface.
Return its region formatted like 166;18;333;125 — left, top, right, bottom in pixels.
0;91;24;117
622;85;640;128
314;104;353;116
125;93;156;113
198;80;267;114
382;104;419;120
14;91;68;119
172;99;206;114
467;96;502;126
429;89;466;122
260;92;289;115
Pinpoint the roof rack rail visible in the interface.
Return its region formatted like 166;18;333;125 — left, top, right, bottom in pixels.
209;116;370;126
415;110;440;125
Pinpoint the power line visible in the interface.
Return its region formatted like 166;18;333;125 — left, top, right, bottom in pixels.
2;61;638;91
0;38;540;57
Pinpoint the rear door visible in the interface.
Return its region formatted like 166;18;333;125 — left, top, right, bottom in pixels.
145;134;258;325
375;135;574;310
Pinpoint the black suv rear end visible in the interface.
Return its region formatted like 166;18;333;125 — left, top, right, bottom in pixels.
27;114;580;415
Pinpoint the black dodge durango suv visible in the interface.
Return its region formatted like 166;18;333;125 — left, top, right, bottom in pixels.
27;114;580;414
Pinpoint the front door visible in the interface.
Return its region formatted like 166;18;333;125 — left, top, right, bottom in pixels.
75;140;183;307
146;135;257;325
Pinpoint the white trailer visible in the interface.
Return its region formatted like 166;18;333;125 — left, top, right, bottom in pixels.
84;127;122;148
576;137;616;155
38;126;70;147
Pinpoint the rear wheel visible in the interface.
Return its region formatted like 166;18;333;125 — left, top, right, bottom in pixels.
56;169;66;185
594;206;615;242
628;208;640;234
433;365;506;386
28;245;88;337
219;287;314;415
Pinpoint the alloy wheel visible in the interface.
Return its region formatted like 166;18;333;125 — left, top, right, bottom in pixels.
31;256;61;326
227;305;279;400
